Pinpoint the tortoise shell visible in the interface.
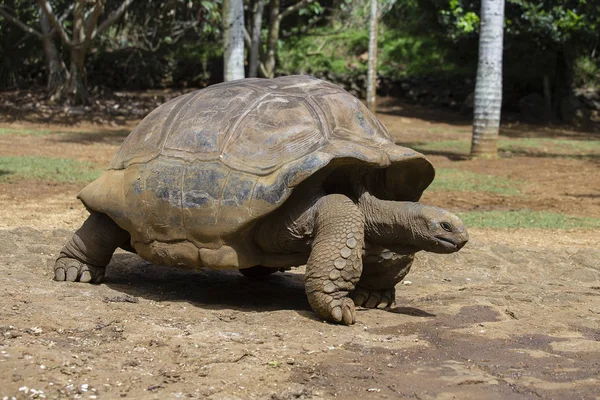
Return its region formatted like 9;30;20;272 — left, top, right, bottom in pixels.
78;75;434;269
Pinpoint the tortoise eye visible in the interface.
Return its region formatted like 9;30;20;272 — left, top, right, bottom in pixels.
441;222;453;232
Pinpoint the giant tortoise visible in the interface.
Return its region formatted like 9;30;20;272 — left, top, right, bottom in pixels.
54;75;468;324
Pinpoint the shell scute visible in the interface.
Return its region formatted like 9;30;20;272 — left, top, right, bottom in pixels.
221;94;327;175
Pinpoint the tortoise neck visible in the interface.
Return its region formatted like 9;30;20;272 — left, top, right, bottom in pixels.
358;191;422;245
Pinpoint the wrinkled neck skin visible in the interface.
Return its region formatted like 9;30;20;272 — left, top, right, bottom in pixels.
358;191;423;253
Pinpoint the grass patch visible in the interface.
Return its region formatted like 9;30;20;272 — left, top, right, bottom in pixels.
429;168;522;195
0;156;101;183
413;140;470;154
0;128;54;136
0;127;129;139
500;138;600;154
408;138;600;157
458;210;600;229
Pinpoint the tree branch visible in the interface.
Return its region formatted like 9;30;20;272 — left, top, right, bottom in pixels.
93;0;135;39
37;0;71;45
0;6;43;38
84;0;105;46
279;0;313;20
59;3;74;23
258;62;268;78
243;26;252;48
281;12;324;38
244;26;267;73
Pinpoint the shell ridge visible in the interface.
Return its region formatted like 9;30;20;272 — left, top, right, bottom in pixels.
305;96;330;141
220;92;271;155
247;178;261;217
159;92;202;155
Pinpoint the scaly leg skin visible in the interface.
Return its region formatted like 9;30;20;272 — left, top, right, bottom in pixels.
54;212;130;283
351;253;414;309
304;194;364;325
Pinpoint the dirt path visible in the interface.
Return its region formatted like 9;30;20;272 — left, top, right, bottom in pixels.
1;227;598;399
1;108;599;399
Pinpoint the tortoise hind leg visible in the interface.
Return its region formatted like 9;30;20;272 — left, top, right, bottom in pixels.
54;212;130;283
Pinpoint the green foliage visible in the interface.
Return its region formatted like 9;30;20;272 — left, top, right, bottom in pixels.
505;0;600;44
458;210;600;229
277;26;368;76
379;32;461;78
0;156;101;183
0;0;48;89
429;168;522;195
438;0;480;38
0;0;598;93
573;56;600;88
278;24;460;79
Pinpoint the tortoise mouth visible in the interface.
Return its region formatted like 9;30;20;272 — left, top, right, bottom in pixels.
432;235;467;253
435;236;459;252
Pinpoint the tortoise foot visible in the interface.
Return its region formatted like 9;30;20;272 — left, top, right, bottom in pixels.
54;257;105;283
351;286;396;309
309;292;356;325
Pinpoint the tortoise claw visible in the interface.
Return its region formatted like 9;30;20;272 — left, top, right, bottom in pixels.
351;286;396;309
54;257;105;283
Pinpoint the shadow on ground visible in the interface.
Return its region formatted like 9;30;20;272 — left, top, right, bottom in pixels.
103;253;311;313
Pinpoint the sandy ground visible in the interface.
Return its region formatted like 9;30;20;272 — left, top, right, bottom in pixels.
0;103;599;399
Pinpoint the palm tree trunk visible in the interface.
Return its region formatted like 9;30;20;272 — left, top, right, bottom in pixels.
470;0;505;157
366;0;378;112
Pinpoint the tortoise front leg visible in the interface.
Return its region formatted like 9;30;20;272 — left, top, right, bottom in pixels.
54;212;130;283
351;252;414;309
305;194;364;325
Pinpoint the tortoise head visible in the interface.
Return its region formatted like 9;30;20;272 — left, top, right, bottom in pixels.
407;204;469;254
360;195;469;254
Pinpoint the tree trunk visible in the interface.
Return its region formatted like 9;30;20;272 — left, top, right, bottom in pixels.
65;47;89;104
264;0;281;78
63;0;89;104
366;0;378;112
38;0;133;105
470;0;505;158
223;0;245;81
39;10;65;95
248;0;264;78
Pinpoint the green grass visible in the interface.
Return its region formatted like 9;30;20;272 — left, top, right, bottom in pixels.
409;138;600;156
429;168;522;195
0;156;101;183
500;138;600;154
0;127;129;139
458;210;600;229
0;128;54;136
